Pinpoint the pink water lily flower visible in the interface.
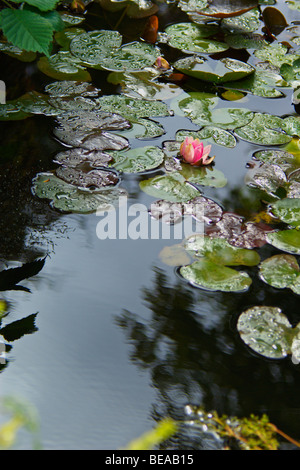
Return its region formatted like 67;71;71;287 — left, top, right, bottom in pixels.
180;137;215;166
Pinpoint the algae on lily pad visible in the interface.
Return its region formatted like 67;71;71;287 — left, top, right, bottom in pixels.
32;172;127;214
266;229;300;255
109;146;165;173
237;306;300;360
259;254;300;294
173;56;254;83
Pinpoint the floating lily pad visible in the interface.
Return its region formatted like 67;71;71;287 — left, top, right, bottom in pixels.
96;0;158;18
0;103;31;121
54;27;86;50
259;254;300;294
53;148;113;168
176;128;237;148
254;43;298;68
69;30;122;66
237;306;300;360
191;0;259;18
32;172;127;214
177;92;253;129
270;198;300;227
164;22;228;54
184;234;260;266
221;7;260;32
98;42;161;72
266;229;300;255
223;70;287;98
37;51;92;81
173;56;254;83
179;163;228;188
96;94;169;139
0;41;37;62
262;6;288;36
253;149;300;175
206;212;272;248
245;161;287;196
235;113;292;145
140;173;201;202
180;259;252;292
224;32;268;50
45;80;100;99
159;244;193;267
109;146;164;173
150;195;223;224
53;110;131;150
55;166;119;189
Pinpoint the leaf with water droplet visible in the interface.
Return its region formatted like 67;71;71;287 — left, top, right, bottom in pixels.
109;146;164;173
266;228;300;255
270;198;300;227
259;254;300;294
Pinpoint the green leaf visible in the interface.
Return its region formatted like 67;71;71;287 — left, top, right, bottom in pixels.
69;30;123;66
180;259;252;292
32;172;127;214
1;9;55;56
235;113;292;145
237;306;299;359
179;163;228;188
173;56;254;83
266;229;300;255
183;234;260;266
140;173;201;202
109;146;165;173
259;254;300;294
37;51;92;81
11;0;59;11
270;198;300;227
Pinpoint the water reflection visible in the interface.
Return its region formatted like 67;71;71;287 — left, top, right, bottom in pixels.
116;263;300;448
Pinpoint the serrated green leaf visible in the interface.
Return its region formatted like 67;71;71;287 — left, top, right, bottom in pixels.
1;9;55;56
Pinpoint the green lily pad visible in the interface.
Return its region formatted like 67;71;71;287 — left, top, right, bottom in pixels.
221;7;260;32
37;51;92;81
54;148;113;168
180;259;252;292
32;172;127;214
266;229;300;255
187;0;259;18
237;306;300;359
235;113;292;145
96;0;158;18
254;43;298;68
179;163;228;188
253;149;300;175
164;22;229;54
176;128;237;148
97;42;161;72
223;70;287;98
140;173;201;202
96;94;169;139
280;58;300;88
54;27;86;50
259;254;300;294
177;92;253;129
224;32;268;50
270;198;300;227
45;81;100;99
173;56;254;83
109;146;164;173
245;161;287;196
0;40;37;62
69;30;122;66
184;234;260;266
55;166;119;189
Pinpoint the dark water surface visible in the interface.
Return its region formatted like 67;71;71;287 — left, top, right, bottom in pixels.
1;0;300;450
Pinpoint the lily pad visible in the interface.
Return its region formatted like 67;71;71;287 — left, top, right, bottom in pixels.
177;92;253;129
266;229;300;255
259;254;300;294
176;128;237;148
191;0;259;18
96;0;158;18
179;163;228;188
221;7;260;32
244;161;287;196
222;70;287;98
55;166;119;189
150;195;223;224
53;148;113;168
270;198;300;227
234;113;292;145
0;41;37;62
32;172;127;214
184;234;260;266
45;80;100;98
180;259;252;292
37;51;92;81
140;173;201;202
224;32;268;50
164;22;228;55
96;94;169;139
108;146;164;173
253;149;300;175
69;30;122;66
237;306;300;359
97;42;161;72
254;43;298;68
173;56;254;83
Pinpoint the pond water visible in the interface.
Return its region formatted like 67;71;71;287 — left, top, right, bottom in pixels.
1;0;300;450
